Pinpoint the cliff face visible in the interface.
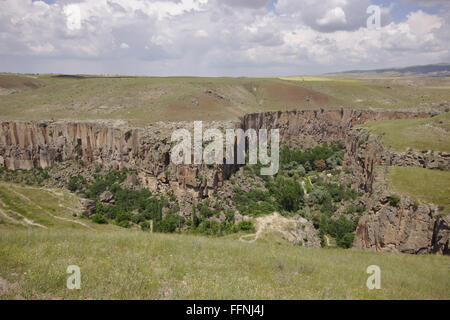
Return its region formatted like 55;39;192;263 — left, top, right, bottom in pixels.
0;121;141;170
0;121;238;199
1;110;448;254
242;109;430;142
243;109;448;255
353;190;449;255
344;128;449;254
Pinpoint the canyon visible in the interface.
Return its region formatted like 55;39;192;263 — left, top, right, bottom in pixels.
0;109;448;255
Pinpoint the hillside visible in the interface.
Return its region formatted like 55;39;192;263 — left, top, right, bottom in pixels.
0;74;449;126
328;63;450;77
0;190;449;299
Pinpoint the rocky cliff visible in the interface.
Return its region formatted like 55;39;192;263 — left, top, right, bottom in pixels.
1;109;448;254
353;195;449;254
242;109;430;141
0;120;238;200
344;127;449;254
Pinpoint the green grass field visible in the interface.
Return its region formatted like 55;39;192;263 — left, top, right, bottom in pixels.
1;74;449;126
0;181;449;300
363;112;450;153
387;167;450;215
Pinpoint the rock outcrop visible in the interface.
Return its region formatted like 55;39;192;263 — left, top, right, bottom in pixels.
344;125;449;255
242;109;430;142
353;194;449;254
0;120;238;199
1;109;448;255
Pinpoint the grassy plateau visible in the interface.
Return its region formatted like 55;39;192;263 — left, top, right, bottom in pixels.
387;166;450;215
1;73;449;126
363;112;450;153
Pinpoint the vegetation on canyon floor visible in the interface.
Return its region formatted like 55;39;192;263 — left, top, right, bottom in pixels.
0;141;365;249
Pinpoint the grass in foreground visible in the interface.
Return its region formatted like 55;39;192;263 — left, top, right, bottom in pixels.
387;166;450;215
0;181;448;300
0;227;449;300
363;112;450;153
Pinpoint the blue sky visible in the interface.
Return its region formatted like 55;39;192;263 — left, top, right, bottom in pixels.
6;0;450;76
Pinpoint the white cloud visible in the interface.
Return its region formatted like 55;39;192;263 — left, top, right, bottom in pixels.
0;0;448;76
316;7;347;27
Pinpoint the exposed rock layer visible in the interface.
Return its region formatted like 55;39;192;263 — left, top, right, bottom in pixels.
1;109;448;254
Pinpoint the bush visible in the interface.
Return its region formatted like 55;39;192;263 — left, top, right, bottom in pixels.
267;176;304;212
91;213;108;224
313;159;326;172
117;220;130;228
237;220;255;232
155;213;185;233
389;195;400;207
338;232;355;249
140;221;150;231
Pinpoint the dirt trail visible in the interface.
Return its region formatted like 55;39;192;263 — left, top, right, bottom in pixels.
8;187;92;230
0;204;47;229
239;213;297;243
324;235;331;246
302;180;309;198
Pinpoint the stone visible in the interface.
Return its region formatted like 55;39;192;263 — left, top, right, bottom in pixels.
99;190;114;203
80;199;96;218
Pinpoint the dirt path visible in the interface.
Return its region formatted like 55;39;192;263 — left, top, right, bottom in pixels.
324;235;331;246
8;187;93;230
0;204;47;229
239;213;297;243
0;276;15;296
302;180;309;198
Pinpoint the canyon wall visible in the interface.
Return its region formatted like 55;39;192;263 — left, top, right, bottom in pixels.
242;109;430;142
243;109;448;255
344;127;449;254
0;121;238;200
1;109;448;254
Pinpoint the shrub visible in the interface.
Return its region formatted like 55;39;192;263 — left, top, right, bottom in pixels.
313;159;326;172
155;213;185;233
338;232;355;249
140;221;150;231
267;176;304;212
237;220;255;232
124;130;132;141
389;195;400;207
91;213;108;224
117;220;130;228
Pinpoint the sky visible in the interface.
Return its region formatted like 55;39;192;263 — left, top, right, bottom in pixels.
0;0;449;76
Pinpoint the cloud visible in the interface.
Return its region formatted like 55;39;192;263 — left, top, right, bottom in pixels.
0;0;448;76
316;7;347;27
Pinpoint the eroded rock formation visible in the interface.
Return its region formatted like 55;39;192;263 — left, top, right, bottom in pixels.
0;109;448;254
0;120;238;199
